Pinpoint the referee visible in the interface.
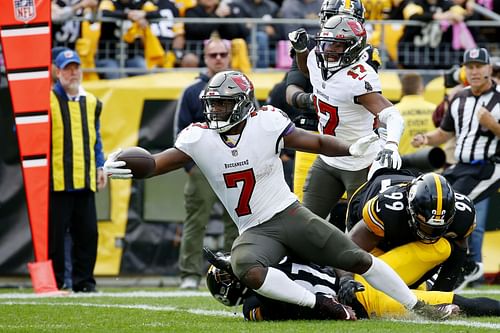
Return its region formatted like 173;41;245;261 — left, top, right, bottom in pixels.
411;47;500;204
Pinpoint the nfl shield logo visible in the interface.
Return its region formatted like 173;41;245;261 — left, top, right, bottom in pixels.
231;150;238;157
14;0;36;23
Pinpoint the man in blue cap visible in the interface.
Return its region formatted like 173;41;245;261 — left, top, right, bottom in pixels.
50;49;107;292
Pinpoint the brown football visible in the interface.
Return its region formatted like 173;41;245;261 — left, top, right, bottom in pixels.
116;147;156;179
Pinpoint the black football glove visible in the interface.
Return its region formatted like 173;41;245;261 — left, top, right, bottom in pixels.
338;277;365;305
203;247;235;277
288;28;309;53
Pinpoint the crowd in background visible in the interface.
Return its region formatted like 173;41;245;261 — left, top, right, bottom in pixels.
47;0;500;78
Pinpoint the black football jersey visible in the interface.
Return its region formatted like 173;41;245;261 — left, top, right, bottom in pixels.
242;256;371;321
346;170;476;252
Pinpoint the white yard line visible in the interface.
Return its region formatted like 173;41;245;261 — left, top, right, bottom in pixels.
389;318;500;330
0;301;241;318
1;300;499;330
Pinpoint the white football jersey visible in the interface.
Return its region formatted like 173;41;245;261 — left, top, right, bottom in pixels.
175;106;298;234
307;50;382;170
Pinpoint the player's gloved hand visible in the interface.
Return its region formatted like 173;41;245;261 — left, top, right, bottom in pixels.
103;149;133;179
338;277;365;305
349;133;379;157
375;142;402;169
288;28;309;53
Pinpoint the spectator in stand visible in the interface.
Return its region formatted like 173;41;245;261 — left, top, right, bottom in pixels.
279;0;323;37
184;0;249;62
395;0;470;69
99;0;189;77
395;73;437;155
235;0;282;68
52;0;98;50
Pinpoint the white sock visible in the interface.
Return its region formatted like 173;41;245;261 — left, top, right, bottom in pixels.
256;267;316;308
361;255;418;309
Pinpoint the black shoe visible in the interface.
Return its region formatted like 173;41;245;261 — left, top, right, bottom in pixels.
314;293;356;320
73;284;97;293
454;261;484;292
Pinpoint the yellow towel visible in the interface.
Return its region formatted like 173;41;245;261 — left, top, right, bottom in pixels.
77;19;101;81
231;38;251;74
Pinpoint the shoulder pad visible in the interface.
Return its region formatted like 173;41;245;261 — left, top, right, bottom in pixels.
257;105;292;132
176;122;207;145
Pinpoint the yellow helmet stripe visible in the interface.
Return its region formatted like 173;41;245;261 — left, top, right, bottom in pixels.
345;0;352;10
433;173;443;215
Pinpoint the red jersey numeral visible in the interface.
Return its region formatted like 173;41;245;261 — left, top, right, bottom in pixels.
223;169;256;217
347;64;367;80
314;95;339;136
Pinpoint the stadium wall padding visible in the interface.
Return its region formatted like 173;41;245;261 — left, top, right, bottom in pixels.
1;71;499;277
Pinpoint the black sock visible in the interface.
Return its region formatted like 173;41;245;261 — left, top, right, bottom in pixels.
453;294;500;316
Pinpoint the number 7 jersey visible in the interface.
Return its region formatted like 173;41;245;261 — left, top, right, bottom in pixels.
307;51;382;170
175;106;298;234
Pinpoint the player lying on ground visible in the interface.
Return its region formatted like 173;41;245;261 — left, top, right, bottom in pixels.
104;70;454;320
205;249;500;321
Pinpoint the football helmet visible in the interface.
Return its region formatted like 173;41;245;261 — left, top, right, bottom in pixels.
206;264;249;307
319;0;366;27
315;15;367;79
407;173;456;244
201;70;256;133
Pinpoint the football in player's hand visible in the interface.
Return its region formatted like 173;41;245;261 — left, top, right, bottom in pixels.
116;147;155;179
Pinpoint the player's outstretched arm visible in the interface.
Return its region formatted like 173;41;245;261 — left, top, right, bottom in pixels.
284;128;378;157
284;127;350;156
152;148;192;176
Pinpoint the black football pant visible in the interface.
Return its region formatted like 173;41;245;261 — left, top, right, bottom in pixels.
49;190;98;290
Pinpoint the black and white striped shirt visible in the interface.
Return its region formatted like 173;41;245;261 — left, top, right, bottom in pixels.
441;82;500;163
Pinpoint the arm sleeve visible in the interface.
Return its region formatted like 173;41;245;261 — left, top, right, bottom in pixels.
94;100;105;168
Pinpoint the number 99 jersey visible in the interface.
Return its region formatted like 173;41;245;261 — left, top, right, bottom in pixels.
346;169;476;252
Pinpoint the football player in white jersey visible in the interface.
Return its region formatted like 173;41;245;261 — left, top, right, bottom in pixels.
104;71;450;321
288;15;405;222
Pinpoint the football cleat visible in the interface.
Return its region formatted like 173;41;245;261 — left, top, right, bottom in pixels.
412;300;460;321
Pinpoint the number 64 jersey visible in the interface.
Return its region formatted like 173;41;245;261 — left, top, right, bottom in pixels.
346;170;476;252
175;106;298;234
307;50;382;171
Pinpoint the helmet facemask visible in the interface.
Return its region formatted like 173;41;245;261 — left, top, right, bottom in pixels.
407;173;456;244
201;71;255;133
315;15;367;80
206;265;248;307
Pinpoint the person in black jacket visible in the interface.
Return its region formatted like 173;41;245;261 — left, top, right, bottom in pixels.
184;0;249;62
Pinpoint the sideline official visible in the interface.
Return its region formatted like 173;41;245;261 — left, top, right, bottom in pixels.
49;50;106;292
411;47;500;204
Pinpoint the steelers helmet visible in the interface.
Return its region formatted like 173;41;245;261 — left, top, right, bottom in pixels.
315;15;367;79
407;173;456;244
319;0;366;27
201;71;256;133
206;265;249;307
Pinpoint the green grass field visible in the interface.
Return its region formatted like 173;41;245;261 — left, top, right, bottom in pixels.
1;286;499;332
